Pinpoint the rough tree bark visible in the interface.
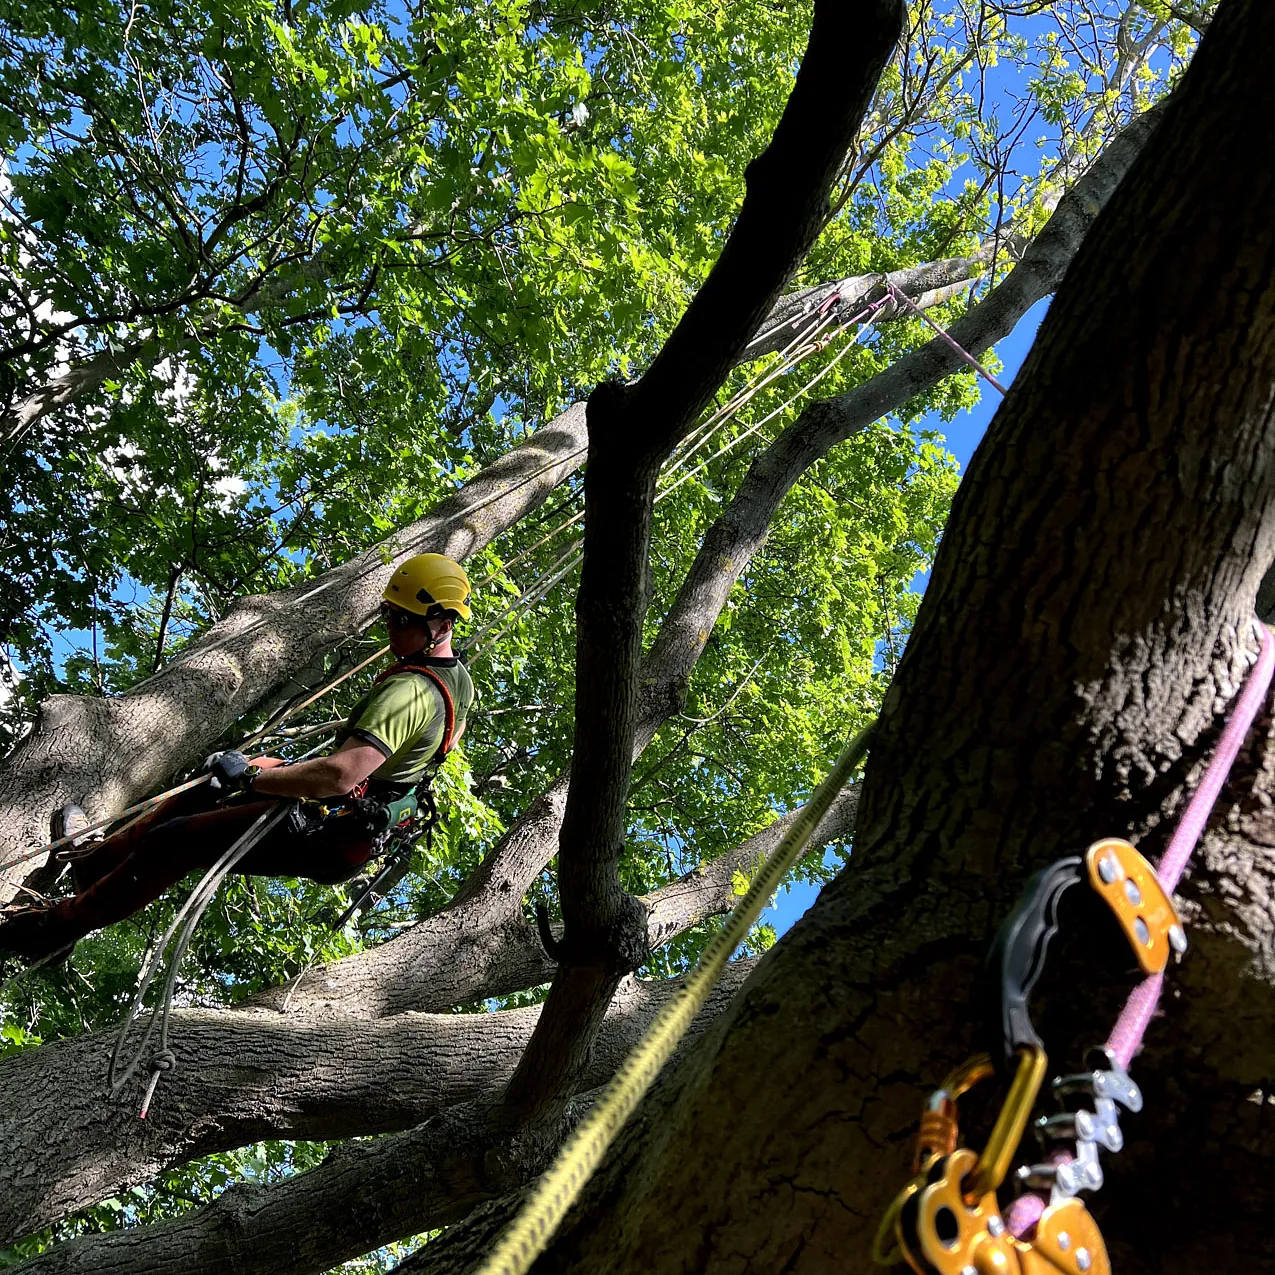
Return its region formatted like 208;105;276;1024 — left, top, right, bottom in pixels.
489;2;1275;1270
0;964;755;1254
0;97;1162;1275
0;15;1186;1275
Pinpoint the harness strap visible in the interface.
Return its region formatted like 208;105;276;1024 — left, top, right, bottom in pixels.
374;662;457;763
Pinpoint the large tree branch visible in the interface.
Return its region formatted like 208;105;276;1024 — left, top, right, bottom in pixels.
639;99;1165;725
7;967;753;1272
519;4;1275;1269
0;406;589;889
269;103;1160;1026
0;773;859;1243
642;785;860;951
502;0;907;1119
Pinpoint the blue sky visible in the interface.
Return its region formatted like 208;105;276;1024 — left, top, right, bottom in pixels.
765;294;1051;940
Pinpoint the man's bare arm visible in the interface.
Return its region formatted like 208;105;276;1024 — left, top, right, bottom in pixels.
249;739;386;800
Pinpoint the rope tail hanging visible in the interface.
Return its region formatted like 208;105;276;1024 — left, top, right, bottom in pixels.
109;802;292;1117
474;721;876;1275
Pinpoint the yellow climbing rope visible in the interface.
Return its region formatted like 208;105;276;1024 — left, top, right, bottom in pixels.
475;720;876;1275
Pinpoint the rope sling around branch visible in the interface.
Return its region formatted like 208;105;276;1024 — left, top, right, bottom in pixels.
474;720;876;1275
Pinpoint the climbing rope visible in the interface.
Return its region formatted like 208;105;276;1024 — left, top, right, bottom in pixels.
998;619;1275;1242
468;307;843;620
0;639;387;879
0;775;216;876
1;287;895;882
885;280;1008;396
468;301;885;658
878;621;1275;1272
474;721;875;1275
124;443;590;687
108;802;292;1117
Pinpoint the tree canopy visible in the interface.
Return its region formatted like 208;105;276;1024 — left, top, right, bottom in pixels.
0;1;1224;1272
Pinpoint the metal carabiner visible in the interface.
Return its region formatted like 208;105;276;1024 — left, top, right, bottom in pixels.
873;1055;995;1267
878;836;1176;1273
877;1047;1045;1272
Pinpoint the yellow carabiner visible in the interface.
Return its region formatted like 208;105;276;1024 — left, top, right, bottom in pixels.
872;1054;995;1269
966;1045;1048;1199
878;1048;1048;1273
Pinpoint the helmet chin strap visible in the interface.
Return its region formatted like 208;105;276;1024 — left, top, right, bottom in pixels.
407;615;452;659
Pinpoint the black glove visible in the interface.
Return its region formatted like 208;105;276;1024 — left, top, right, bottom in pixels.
202;750;253;792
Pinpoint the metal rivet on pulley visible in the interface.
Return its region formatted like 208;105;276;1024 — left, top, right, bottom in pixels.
1134;917;1150;945
1123;877;1142;906
1057;1231;1071;1251
1076;1247;1092;1271
1169;923;1187;954
1098;854;1119;884
987;1215;1005;1237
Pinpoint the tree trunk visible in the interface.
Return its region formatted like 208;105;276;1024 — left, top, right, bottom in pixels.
515;2;1275;1270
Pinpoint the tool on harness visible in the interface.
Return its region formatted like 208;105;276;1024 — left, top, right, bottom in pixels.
877;835;1182;1275
330;831;420;933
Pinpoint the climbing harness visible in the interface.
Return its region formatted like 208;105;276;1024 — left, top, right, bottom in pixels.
875;621;1275;1273
473;721;875;1275
372;658;458;761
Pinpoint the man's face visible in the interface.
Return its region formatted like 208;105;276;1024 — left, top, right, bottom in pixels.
381;602;449;656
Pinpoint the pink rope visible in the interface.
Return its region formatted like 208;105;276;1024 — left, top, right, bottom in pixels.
1009;622;1274;1237
1154;622;1274;895
1106;971;1165;1072
1106;621;1274;1067
1004;1191;1047;1236
884;282;1009;395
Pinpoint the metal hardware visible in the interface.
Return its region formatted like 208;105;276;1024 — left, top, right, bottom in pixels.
1036;1049;1142;1204
1084;838;1183;975
874;1055;995;1268
1029;1199;1111;1275
967;1046;1050;1199
908;1149;1112;1275
884;832;1178;1274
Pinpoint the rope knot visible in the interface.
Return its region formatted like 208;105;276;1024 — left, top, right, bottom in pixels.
138;1049;178;1120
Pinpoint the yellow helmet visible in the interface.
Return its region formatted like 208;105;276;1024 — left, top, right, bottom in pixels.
383;553;472;622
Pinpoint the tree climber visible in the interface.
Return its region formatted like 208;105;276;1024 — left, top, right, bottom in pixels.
0;554;476;965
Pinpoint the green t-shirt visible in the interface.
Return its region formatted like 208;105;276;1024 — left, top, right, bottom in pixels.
340;657;475;785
